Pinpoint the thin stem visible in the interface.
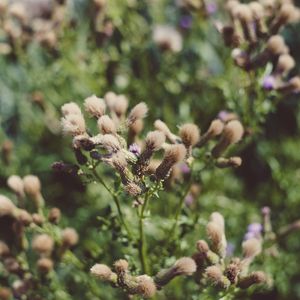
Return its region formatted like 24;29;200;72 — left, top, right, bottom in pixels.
138;192;150;274
92;168;133;239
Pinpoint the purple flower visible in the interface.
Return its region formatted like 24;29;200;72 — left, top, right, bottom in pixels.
261;206;271;216
247;223;263;234
244;231;257;240
180;15;193;29
129;143;141;157
262;75;275;90
217;110;230;122
226;242;235;256
206;2;217;15
184;194;194;207
180;163;190;174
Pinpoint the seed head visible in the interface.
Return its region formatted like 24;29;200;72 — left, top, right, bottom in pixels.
17;209;32;226
267;35;287;56
249;2;264;19
23;175;41;198
238;271;267;288
196;240;209;253
210;212;225;230
242;238;262;259
127;102;148;126
129;119;144;135
279;3;297;22
124;182;143;196
37;258;53;274
113;95;128;117
206;221;223;247
7;175;24;196
0;195;17;217
91;264;114;281
0;241;10;257
276;54;295;73
94;134;121;152
62;228;79;247
84;95;106;118
114;259;129;273
32;234;54;255
208;119;224;136
145;131;166;152
179;123;200;148
61;114;86;136
174;257;197;275
233;4;253;22
153;25;182;52
97;115;117;134
104;91;117;109
48;208;61;224
205;265;223;283
61;102;82;116
136;275;157;298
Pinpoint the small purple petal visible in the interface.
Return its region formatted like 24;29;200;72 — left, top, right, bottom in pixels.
218;110;230;122
184;194;194;207
226;242;235;256
262;75;275;90
206;2;217;15
261;206;271;216
244;232;257;240
129;143;141;157
247;223;263;234
180;15;193;29
180;163;190;174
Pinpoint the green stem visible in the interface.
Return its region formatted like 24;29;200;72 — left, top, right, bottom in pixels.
138;192;150;274
92;168;133;239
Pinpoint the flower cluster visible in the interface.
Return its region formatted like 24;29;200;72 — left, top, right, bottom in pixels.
59;93;244;198
193;212;268;290
218;0;300;93
0;0;67;55
0;174;78;298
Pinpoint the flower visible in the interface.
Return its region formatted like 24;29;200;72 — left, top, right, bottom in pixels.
262;75;276;90
129;143;141;157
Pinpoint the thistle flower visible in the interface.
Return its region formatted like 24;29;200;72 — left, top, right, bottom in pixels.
7;175;24;197
197;119;224;147
129;143;141;157
90;264;117;283
61;114;86;136
224;260;241;284
215;156;242;168
32;234;54;256
206;221;227;258
238;271;267;288
61;228;79;247
37;258;53;274
155;257;196;288
97;115;117;134
84;95;106;118
17;209;32;226
128;119;144;142
266;35;288;56
275;54;295;74
179;123;200;152
61;102;82;116
135;275;157;298
113;95;128;117
104;91;117;109
114;259;129;273
262;75;276;90
277;76;300;93
155;144;186;180
48;207;61;224
211;120;244;157
242;238;262;259
32;213;44;226
154;120;178;143
205;265;231;288
92;134;121;152
126;102;148;126
23;175;44;208
153;25;182;52
210;212;225;230
0;195;17;217
9;3;27;24
124;182;143;196
133;131;165;176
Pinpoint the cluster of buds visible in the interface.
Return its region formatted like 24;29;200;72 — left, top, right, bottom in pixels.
192;212;268;290
217;0;300;93
0;0;67;55
176;0;218;18
0;174;78;298
90;257;196;298
59;93;244;198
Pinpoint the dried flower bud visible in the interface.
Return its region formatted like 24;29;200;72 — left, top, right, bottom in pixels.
238;271;267;288
0;241;10;257
154;120;178;143
270;4;297;34
98;115;117;134
153;25;182;52
196;240;209;253
155;144;187;180
205;265;231;288
37;258;53;274
278;76;300;93
136;275;157;298
179;123;200;148
113;95;128;117
114;259;129;273
155;257;196;288
225;261;241;284
145;131;166;152
242;238;262;259
62;228;79;247
7;175;24;197
48;208;61;224
61;114;86;136
61;102;82;116
104;91;117;109
206;221;226;257
216;156;242;168
267;35;287;56
0;195;17;217
32;234;54;255
17;209;32;226
32;213;44;226
212;120;244;157
276;54;295;74
197;119;224;147
127;102;148;126
23;175;41;197
124;182;143;196
90;264;117;283
84;95;106;118
210;212;225;230
249;2;264;19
